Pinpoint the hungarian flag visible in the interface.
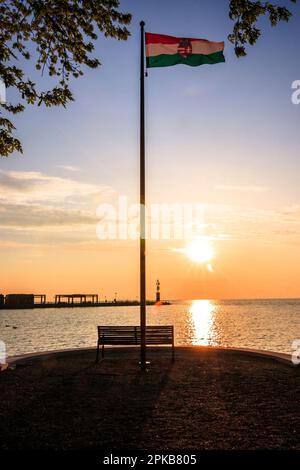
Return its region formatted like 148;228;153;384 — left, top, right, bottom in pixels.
145;33;225;68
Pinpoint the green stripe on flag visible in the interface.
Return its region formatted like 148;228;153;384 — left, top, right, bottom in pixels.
146;51;225;68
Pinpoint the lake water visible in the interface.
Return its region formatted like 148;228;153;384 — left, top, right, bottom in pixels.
1;299;299;357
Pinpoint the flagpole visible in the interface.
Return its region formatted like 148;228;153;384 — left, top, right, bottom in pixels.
140;20;146;372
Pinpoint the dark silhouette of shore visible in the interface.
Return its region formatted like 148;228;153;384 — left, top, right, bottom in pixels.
0;300;171;310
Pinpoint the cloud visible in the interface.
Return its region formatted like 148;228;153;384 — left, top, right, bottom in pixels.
0;170;115;245
279;205;300;218
180;203;300;246
214;185;269;193
56;165;81;172
1;170;299;250
0;201;98;228
0;170;114;205
183;86;201;97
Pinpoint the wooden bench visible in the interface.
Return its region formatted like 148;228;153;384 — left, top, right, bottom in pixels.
96;325;175;363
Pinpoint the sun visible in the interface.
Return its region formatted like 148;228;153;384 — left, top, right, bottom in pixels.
184;239;214;264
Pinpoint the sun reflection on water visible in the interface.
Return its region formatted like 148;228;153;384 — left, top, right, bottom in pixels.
189;299;217;346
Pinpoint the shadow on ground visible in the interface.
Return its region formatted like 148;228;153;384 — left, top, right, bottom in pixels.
0;347;299;450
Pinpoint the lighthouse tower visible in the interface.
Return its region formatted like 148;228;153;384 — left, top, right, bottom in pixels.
156;279;161;303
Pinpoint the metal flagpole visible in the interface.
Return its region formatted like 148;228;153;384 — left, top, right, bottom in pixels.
140;20;147;372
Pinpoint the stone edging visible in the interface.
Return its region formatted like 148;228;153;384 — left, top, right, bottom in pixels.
3;345;298;369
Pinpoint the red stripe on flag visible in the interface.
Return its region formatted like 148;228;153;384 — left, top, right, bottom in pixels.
145;33;179;45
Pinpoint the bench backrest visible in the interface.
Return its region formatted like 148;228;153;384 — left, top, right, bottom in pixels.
98;325;174;345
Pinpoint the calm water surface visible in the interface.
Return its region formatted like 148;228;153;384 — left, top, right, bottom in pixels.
1;299;299;357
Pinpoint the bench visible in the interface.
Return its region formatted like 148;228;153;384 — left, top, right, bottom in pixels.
96;325;175;363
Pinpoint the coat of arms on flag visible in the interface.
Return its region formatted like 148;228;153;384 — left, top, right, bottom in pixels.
178;39;193;58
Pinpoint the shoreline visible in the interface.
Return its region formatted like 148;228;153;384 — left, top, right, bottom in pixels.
0;300;171;310
1;297;300;311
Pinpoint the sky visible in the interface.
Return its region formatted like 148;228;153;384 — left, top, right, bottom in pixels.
1;0;300;300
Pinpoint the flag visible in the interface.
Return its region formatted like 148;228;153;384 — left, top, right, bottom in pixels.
145;33;225;68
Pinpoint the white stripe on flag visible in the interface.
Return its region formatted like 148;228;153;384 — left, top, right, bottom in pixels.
146;40;224;58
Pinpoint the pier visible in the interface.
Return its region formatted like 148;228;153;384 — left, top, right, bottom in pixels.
0;281;170;309
55;294;99;305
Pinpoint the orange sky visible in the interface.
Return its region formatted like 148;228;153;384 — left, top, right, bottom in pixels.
1;193;300;301
1;3;300;300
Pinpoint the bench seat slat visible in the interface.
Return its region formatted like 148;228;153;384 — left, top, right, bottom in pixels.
96;325;175;363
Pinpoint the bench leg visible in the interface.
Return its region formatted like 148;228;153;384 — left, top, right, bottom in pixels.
171;327;175;362
102;344;105;358
96;342;100;364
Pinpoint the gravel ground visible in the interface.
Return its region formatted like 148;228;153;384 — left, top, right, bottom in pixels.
0;347;299;450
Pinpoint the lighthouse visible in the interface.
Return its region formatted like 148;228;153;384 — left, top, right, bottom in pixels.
156;279;161;303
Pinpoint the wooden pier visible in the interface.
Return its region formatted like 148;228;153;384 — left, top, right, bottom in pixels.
55;294;99;305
